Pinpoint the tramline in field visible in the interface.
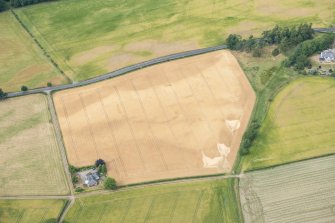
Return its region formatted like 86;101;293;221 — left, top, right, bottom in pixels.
53;51;255;185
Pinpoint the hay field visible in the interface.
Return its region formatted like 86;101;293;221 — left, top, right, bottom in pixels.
242;77;335;170
15;0;335;81
0;12;66;92
65;179;242;223
239;155;335;223
53;51;255;185
0;199;66;223
0;94;69;196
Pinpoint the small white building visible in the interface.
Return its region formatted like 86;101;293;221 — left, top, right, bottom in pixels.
320;49;335;62
78;169;100;187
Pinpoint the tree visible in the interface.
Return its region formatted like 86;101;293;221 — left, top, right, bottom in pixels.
0;0;7;12
95;159;105;167
98;164;107;176
104;177;117;190
47;82;52;87
272;48;280;56
0;88;7;99
21;86;28;91
226;34;242;50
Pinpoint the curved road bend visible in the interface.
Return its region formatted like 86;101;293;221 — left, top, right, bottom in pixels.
6;45;228;98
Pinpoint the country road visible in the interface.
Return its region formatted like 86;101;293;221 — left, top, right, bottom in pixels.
6;45;228;98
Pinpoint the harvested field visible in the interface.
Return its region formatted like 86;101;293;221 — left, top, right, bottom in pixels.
239;155;335;223
0;94;69;196
53;51;255;185
242;77;335;170
65;179;242;223
0;199;66;223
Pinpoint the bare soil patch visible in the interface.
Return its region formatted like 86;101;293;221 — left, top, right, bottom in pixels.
54;51;255;185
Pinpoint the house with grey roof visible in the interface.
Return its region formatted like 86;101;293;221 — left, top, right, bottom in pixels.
78;169;100;187
320;49;335;62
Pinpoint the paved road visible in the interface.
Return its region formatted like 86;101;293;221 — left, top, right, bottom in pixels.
6;45;228;98
4;27;335;98
313;28;335;33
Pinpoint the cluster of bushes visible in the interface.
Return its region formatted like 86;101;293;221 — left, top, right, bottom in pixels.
95;159;107;176
0;88;7;99
226;23;315;57
69;164;95;184
283;33;335;70
240;121;260;155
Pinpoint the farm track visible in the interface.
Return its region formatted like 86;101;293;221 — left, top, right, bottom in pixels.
46;93;74;195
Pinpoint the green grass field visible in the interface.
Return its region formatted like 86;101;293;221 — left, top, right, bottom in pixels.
0;11;67;92
0;199;67;223
14;0;335;81
0;94;69;196
242;77;335;170
239;154;335;222
65;179;242;223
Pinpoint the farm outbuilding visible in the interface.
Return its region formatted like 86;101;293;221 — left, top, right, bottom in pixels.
320;49;335;62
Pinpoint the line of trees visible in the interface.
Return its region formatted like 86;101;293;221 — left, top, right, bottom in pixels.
240;121;260;155
226;23;315;56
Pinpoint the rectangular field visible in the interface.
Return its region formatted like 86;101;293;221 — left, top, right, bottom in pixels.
0;199;67;223
65;178;242;223
0;94;69;196
239;155;335;223
242;77;335;171
0;11;66;92
53;51;255;185
14;0;335;81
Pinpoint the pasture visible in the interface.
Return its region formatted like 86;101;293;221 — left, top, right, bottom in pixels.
14;0;335;81
0;94;69;195
53;51;255;185
65;178;242;223
0;12;66;92
239;155;335;223
242;77;335;170
0;199;66;223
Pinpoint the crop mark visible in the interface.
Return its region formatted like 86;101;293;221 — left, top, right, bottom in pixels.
162;69;202;150
168;192;180;223
114;86;147;172
143;196;157;223
59;96;79;160
145;74;191;170
192;190;205;223
130;80;168;170
120;199;133;223
178;68;218;148
78;93;100;159
96;89;128;177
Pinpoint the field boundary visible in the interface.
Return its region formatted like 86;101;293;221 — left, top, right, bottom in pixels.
10;9;72;83
46;93;74;195
6;45;227;97
242;152;335;174
232;69;300;173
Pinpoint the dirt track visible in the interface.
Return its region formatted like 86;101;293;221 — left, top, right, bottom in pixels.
53;50;255;185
